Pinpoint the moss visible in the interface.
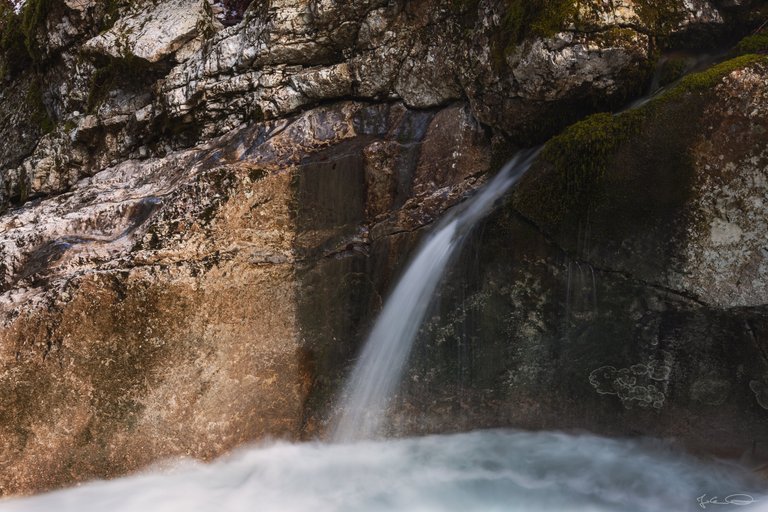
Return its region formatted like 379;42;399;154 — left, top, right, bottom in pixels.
20;0;56;64
0;3;30;78
658;57;687;87
524;109;644;223
517;53;768;226
634;0;685;38
735;32;768;56
485;0;689;73
490;0;684;70
660;53;767;100
1;0;67;76
487;0;577;69
502;0;576;44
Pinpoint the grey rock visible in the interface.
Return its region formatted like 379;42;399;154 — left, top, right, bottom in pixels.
83;0;213;63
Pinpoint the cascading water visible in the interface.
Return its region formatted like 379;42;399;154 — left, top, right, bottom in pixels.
332;149;540;442
2;151;767;512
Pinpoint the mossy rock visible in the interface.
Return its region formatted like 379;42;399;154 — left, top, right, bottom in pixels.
516;109;645;228
0;3;31;78
500;0;577;45
20;0;56;63
660;53;765;98
735;32;768;55
634;0;686;37
0;0;69;77
486;0;577;70
511;54;768;261
658;56;688;87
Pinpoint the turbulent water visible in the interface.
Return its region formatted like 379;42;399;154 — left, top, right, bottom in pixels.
2;429;765;512
332;150;540;442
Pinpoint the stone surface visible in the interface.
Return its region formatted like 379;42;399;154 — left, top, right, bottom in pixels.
675;65;768;307
83;0;212;63
0;100;495;496
0;0;767;498
1;0;738;213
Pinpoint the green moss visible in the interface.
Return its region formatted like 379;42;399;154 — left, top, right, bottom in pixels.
661;53;767;100
492;0;578;68
518;53;768;225
501;0;576;45
634;0;685;38
0;3;30;78
1;0;65;76
20;0;55;64
526;109;644;223
735;32;768;55
658;57;687;87
482;0;691;73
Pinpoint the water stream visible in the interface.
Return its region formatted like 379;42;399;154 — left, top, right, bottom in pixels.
332;149;540;442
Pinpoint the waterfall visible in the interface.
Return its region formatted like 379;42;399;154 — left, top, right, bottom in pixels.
332;149;541;442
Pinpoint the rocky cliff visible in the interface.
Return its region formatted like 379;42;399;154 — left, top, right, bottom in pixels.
0;0;766;496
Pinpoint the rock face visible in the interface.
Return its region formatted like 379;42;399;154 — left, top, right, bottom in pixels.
0;0;766;497
83;0;212;63
0;0;743;211
0;98;495;495
377;57;768;457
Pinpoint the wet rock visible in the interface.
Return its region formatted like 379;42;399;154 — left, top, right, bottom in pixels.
373;56;766;454
0;100;495;496
512;57;768;309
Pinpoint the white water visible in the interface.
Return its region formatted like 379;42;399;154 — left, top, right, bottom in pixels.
3;429;765;512
332;149;541;442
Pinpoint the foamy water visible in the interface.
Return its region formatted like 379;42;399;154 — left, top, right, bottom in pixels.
2;429;765;512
